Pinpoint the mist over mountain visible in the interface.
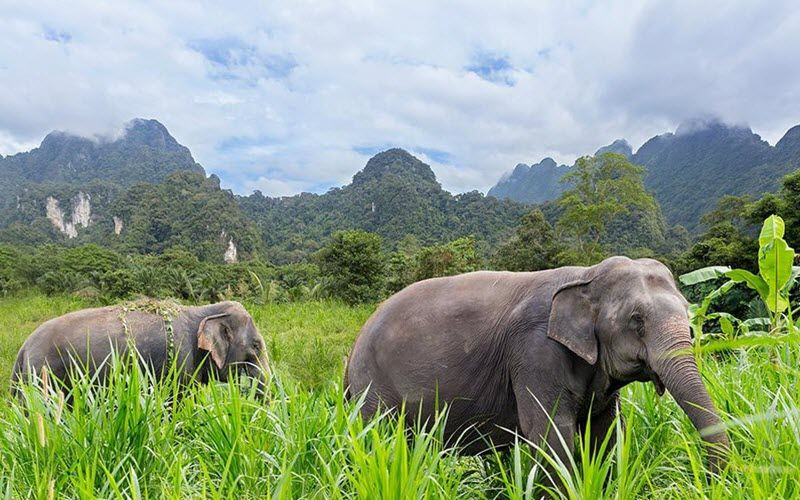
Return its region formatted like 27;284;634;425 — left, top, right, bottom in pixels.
488;119;800;232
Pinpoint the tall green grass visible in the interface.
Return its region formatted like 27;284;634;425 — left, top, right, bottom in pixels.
0;294;798;498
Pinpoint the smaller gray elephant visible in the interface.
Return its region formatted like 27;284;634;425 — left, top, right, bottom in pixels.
10;300;270;395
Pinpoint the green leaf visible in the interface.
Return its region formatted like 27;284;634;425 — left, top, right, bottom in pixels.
758;237;794;313
718;315;734;336
688;280;737;338
742;317;771;329
725;269;769;302
679;266;732;285
781;266;800;295
758;214;785;247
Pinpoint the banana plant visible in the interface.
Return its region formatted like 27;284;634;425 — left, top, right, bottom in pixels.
680;215;799;335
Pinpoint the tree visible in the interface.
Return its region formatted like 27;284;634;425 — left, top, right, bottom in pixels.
315;230;385;304
492;208;562;271
414;236;481;281
676;195;759;275
684;169;800;276
555;153;656;265
384;235;421;294
748;169;800;249
0;245;28;295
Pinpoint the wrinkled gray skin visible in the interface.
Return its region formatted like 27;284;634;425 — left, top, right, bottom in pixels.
11;301;270;395
346;256;729;478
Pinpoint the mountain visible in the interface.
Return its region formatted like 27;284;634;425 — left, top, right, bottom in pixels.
0;119;204;189
0;119;258;262
0;125;523;263
595;139;633;158
239;148;528;263
634;119;780;231
488;141;634;205
0;118;207;242
487;158;570;204
775;125;800;162
488;119;800;232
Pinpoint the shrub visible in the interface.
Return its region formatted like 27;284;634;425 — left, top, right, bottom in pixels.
316;230;385;305
414;236;481;281
492;209;562;272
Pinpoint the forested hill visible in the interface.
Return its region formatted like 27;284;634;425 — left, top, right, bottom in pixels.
239;148;528;263
0;119;242;261
0;118;208;246
638;120;799;231
488;119;800;231
487;140;633;204
0;118;203;189
5;116;798;265
0;130;526;263
487;158;570;204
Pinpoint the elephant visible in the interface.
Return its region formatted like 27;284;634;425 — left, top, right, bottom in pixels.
10;300;270;396
345;256;729;480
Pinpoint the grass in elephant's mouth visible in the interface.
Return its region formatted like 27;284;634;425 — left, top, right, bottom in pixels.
1;293;799;498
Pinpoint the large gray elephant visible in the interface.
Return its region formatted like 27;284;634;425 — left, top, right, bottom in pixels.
345;256;729;476
11;300;270;395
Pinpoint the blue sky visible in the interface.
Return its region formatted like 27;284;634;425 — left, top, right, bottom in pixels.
1;1;799;196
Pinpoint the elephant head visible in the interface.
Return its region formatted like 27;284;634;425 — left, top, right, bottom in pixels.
547;256;729;473
197;302;271;395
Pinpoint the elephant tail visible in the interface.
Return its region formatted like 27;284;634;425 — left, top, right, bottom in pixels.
10;347;26;398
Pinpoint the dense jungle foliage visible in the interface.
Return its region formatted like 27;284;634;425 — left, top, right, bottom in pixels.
3;153;800;312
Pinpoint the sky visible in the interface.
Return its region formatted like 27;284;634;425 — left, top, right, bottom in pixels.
1;1;799;197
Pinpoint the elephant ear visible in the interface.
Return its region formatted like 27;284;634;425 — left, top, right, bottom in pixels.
197;313;231;369
547;279;597;365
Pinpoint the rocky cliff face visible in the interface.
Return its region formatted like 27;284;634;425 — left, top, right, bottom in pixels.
45;191;91;238
224;238;238;264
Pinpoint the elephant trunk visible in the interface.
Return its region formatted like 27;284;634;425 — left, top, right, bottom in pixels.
650;319;729;474
250;352;271;399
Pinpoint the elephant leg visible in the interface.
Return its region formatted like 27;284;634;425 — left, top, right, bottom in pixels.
580;391;623;460
512;380;577;493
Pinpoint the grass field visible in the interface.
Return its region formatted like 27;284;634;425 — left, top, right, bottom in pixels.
1;293;799;498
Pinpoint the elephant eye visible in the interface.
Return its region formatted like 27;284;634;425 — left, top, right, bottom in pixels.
629;313;645;336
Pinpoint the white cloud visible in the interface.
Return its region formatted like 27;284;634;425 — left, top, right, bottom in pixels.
1;1;798;196
242;177;311;198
